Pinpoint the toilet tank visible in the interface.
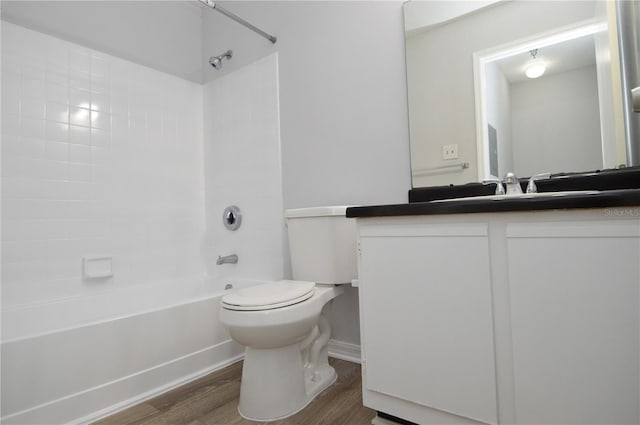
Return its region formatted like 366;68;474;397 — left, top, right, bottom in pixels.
284;206;357;284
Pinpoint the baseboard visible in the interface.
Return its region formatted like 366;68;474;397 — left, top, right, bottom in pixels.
2;339;244;425
4;338;357;424
328;339;361;364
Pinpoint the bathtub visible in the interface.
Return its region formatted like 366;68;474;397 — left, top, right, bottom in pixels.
0;277;262;425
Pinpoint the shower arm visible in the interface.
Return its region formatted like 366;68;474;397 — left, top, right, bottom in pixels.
199;0;277;44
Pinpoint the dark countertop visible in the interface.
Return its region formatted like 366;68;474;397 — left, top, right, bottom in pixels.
347;167;640;218
346;189;640;218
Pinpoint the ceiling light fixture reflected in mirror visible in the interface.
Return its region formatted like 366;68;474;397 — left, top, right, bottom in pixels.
525;49;546;79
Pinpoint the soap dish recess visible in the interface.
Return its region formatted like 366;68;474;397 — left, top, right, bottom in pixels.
83;256;113;279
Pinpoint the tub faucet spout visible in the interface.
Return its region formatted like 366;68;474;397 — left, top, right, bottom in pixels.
217;254;238;265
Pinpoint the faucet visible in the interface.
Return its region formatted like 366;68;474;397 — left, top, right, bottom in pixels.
503;172;522;195
482;178;505;195
482;172;523;195
526;172;551;193
217;254;238;265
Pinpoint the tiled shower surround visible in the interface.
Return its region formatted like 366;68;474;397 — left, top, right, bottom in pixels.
0;19;284;422
1;22;206;309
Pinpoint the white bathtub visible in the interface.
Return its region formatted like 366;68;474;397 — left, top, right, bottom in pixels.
0;277;261;425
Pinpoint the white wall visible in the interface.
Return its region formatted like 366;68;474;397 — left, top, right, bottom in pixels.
511;65;602;176
406;0;598;187
201;1;411;346
404;0;500;34
202;53;285;283
0;1;204;83
485;61;513;177
202;1;411;209
1;22;206;312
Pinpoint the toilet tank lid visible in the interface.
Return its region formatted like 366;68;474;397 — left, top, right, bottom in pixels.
285;206;354;218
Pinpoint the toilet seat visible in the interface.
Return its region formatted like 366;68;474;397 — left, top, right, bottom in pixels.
222;280;315;311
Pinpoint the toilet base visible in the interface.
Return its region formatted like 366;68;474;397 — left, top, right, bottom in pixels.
303;361;337;403
237;345;337;422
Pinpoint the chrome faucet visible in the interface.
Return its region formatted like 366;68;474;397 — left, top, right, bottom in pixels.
503;172;522;195
526;172;551;193
482;178;505;195
483;172;523;195
216;254;238;265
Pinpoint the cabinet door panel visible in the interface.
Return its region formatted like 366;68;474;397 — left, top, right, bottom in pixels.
507;221;640;424
359;226;497;424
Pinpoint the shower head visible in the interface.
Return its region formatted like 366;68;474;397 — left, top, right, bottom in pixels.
209;56;222;70
209;50;233;70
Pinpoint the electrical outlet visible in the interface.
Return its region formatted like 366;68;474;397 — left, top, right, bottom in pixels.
442;144;459;160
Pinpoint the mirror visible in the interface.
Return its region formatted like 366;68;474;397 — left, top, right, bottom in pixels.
404;0;628;188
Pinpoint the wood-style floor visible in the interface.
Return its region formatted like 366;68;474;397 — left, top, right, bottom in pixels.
92;358;375;425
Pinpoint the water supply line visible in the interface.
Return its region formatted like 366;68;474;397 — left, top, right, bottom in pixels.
199;0;277;44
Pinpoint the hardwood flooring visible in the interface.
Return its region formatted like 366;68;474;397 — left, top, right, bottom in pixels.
92;358;375;425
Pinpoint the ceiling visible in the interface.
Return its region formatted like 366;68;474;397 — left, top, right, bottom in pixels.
0;1;206;83
495;34;597;83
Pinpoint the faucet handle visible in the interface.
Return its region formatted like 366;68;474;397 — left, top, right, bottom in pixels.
482;178;505;195
526;172;551;193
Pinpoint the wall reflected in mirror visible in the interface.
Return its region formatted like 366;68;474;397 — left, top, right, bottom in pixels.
477;21;627;180
405;0;629;188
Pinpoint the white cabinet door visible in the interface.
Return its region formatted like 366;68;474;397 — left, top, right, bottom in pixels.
507;220;640;425
359;223;498;424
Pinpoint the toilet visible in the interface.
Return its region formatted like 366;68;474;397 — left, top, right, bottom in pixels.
219;206;357;421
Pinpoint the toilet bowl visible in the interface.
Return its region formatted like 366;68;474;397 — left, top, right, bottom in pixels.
219;206;357;421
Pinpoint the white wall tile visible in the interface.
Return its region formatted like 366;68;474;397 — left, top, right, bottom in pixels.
2;23;206;311
46;102;69;124
18;137;46;159
67;163;92;182
42;180;73;200
68;125;90;145
45;122;69;143
1;136;22;157
21;117;46;139
2;71;21;99
44;139;69;161
68;144;92;164
21;75;46;100
90;111;110;130
21;57;47;78
46;82;68;104
2;114;21;137
70;87;91;109
2;95;20;117
69;106;90;127
46;70;68;86
203;53;284;282
21;98;46;120
90;90;110;112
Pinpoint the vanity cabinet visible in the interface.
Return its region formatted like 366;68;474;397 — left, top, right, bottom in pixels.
356;209;640;425
358;223;497;424
506;220;640;425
